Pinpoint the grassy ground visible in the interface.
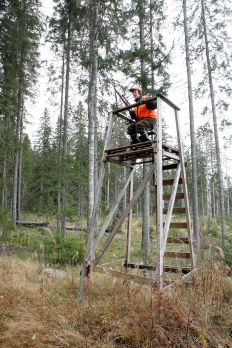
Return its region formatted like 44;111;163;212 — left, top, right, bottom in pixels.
1;214;232;347
0;255;232;347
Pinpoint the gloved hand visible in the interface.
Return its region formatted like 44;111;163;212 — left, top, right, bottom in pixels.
146;100;157;110
129;110;136;120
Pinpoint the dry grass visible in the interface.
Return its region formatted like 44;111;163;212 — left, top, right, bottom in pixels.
0;256;232;347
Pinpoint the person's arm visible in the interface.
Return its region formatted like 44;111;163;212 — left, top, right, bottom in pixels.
129;110;137;120
146;99;156;110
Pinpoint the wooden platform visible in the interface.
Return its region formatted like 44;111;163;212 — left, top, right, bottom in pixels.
103;141;180;165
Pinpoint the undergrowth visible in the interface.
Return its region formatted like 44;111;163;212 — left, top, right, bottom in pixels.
0;256;232;347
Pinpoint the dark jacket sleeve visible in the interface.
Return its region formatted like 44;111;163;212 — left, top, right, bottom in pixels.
129;110;137;120
146;100;156;110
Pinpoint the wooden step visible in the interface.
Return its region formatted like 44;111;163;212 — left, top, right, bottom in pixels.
163;162;187;171
163;207;186;214
163;178;183;186
163;192;184;200
167;236;189;244
164;266;191;274
164;251;191;259
169;222;187;228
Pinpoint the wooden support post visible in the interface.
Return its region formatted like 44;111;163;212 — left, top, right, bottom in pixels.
78;113;114;300
155;96;164;289
93;166;155;266
125;168;134;266
162;164;181;254
93;167;136;251
174;109;196;269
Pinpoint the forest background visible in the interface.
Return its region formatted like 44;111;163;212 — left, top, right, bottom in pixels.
0;0;232;263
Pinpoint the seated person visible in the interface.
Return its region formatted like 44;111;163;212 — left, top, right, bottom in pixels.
127;84;157;144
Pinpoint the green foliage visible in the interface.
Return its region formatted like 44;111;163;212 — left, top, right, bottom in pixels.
0;225;85;266
223;236;232;266
41;233;85;266
0;209;14;238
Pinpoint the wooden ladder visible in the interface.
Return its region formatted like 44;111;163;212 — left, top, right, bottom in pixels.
155;94;196;288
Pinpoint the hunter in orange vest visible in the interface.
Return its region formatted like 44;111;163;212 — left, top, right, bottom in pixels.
127;84;157;144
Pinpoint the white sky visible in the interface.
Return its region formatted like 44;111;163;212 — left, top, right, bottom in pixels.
25;0;232;177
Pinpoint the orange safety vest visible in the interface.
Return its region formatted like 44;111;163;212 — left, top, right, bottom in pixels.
133;96;157;121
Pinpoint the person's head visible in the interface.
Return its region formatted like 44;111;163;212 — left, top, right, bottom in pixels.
129;84;142;99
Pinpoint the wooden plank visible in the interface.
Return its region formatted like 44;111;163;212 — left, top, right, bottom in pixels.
169;222;187;228
161;164;181;258
106;158;135;167
93;167;136;250
92;266;154;285
124;262;156;271
167;237;189;244
113;97;157;114
163;269;197;292
163;178;183;186
163;162;187;171
99;259;124;267
156;92;180;111
175;110;196;268
116;112;132;123
163;207;186;214
16;221;49;227
125;168;133;264
156;96;164;289
162;163;178;170
163;265;191;274
93;166;155;265
163;192;184;200
162;150;180;161
164;251;191;259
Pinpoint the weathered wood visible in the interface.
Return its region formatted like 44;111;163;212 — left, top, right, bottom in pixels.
156;96;164;289
99;259;124;267
113;97;157;114
164;251;191;259
93;166;155;265
163;265;191;274
163;207;186;214
169;222;188;228
162;164;181;257
162;150;180;161
156;92;180;111
93;167;136;251
16;221;49;227
124;262;156;271
92;266;154;285
163;178;183;186
175;109;196;269
163;192;185;200
163;269;197;291
115;112;132;123
167;236;189;244
125;168;134;264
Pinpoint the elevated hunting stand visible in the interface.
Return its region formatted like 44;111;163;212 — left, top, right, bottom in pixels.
80;93;196;293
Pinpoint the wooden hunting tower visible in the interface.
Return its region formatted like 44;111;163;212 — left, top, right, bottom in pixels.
81;93;196;291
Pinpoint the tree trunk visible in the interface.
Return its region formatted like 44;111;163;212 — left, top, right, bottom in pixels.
139;2;150;256
61;18;71;239
87;0;99;233
1;159;7;210
17;108;24;221
183;0;200;248
201;0;226;243
57;47;65;230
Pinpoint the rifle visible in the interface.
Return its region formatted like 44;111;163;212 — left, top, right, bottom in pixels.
114;87;131;107
113;87;134;123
